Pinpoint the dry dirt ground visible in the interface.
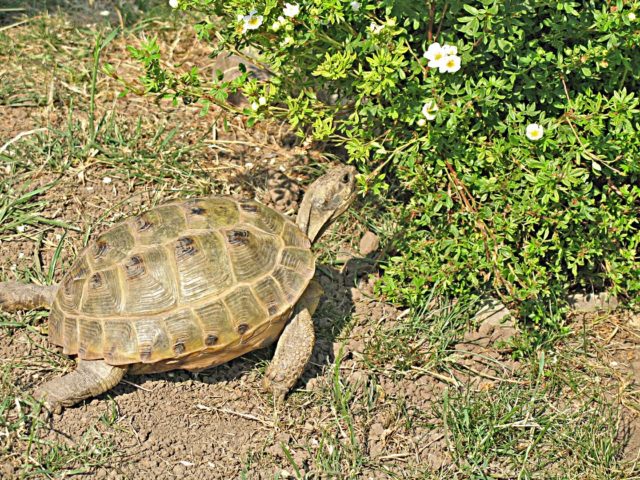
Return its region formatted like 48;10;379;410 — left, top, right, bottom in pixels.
1;3;640;479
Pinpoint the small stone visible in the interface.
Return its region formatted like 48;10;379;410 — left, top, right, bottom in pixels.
359;231;380;256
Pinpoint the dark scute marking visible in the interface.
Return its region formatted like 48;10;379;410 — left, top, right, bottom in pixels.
135;215;153;232
175;236;197;258
93;240;109;259
237;323;249;335
90;273;103;289
174;342;186;354
205;334;218;346
227;229;250;246
190;207;206;215
267;304;279;316
125;255;146;279
239;202;258;213
78;346;87;356
140;348;152;361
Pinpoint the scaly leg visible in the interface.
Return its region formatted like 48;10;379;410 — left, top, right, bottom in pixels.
262;280;323;402
0;281;57;311
34;359;128;413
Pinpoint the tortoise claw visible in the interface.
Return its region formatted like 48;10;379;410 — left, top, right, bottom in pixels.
262;374;287;405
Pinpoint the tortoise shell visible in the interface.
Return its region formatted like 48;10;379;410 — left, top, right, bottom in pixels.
47;197;315;373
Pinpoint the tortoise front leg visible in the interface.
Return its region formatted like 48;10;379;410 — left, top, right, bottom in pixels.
0;281;58;311
262;280;323;402
34;359;128;413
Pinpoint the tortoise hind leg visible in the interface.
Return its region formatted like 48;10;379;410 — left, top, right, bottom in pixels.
262;280;323;402
34;359;128;413
0;281;57;311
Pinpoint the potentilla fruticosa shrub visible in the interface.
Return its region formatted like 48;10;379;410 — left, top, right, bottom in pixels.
123;0;640;328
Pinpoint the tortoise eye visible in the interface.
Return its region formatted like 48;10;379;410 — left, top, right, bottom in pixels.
340;172;351;184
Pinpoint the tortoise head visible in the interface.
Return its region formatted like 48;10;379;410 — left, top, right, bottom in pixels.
296;165;357;243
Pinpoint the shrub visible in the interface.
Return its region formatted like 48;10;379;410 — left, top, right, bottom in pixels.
127;0;640;328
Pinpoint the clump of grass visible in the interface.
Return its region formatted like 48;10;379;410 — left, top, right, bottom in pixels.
440;361;631;479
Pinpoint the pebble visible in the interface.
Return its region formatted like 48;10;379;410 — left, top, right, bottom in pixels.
359;231;380;256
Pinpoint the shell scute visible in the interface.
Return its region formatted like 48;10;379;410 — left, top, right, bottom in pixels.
252;276;287;317
130;205;186;245
89;224;135;270
174;232;234;303
57;257;90;312
238;200;285;235
223;286;268;336
184;198;239;230
62;317;78;354
193;300;236;349
120;247;177;315
223;225;280;282
81;268;123;315
103;320;138;364
78;318;104;360
134;317;171;363
163;308;204;356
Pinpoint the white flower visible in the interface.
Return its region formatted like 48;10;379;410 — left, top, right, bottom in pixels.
421;101;438;121
169;0;179;8
237;14;244;21
242;11;263;33
423;42;447;68
16;225;26;233
439;54;461;73
281;35;294;46
258;96;267;105
272;16;286;31
102;176;112;184
525;123;544;141
251;102;259;111
350;1;361;11
443;44;458;56
629;12;637;21
99;10;110;16
416;118;426;127
283;3;300;18
369;22;384;34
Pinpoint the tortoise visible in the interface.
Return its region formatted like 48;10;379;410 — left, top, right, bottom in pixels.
0;166;356;412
